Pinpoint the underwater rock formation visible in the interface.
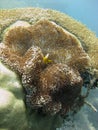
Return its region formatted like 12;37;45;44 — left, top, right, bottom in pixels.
0;19;90;115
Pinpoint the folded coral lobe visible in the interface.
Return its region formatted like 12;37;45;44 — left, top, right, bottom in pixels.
27;19;90;71
38;63;83;114
3;21;33;56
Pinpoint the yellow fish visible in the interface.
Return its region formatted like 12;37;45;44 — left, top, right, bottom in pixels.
43;53;52;64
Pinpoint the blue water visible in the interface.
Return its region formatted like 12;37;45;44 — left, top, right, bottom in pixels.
0;0;98;37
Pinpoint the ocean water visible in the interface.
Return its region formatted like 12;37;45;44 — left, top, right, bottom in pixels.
0;0;98;37
0;0;98;130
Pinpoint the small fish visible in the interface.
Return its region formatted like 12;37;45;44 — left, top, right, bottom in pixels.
43;53;52;64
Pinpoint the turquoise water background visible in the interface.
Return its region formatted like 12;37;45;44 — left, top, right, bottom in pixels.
0;0;98;130
0;0;98;37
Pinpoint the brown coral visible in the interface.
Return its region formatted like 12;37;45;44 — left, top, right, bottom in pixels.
37;63;83;114
0;19;90;115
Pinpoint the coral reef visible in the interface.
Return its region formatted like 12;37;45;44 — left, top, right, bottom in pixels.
0;8;98;130
0;19;90;115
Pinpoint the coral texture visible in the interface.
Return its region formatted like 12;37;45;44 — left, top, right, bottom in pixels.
0;19;90;115
0;62;28;130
